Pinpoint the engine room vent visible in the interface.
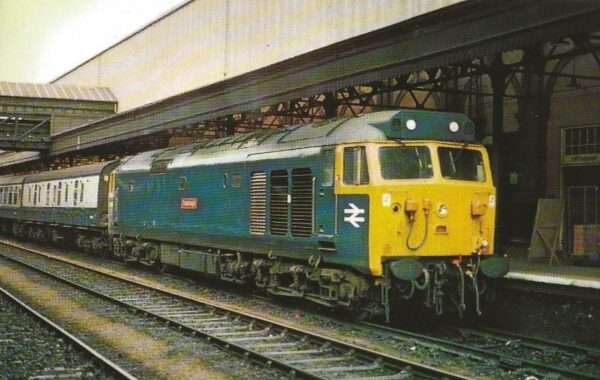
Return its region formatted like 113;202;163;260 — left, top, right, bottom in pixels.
270;170;289;236
249;171;267;235
291;168;313;237
150;159;172;174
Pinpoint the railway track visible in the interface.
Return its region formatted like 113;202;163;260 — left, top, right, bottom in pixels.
361;320;600;379
3;239;599;379
0;285;134;379
0;242;467;380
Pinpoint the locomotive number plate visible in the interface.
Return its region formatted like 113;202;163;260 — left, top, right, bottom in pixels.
180;197;198;210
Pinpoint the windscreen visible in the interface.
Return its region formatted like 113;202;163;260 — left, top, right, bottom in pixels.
438;147;485;182
379;146;433;179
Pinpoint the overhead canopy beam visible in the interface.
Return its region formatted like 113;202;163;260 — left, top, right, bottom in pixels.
0;115;51;151
51;0;600;155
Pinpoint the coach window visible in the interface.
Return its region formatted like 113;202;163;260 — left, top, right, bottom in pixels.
343;146;369;185
74;180;79;206
45;183;50;206
80;182;85;203
57;183;62;206
65;183;69;203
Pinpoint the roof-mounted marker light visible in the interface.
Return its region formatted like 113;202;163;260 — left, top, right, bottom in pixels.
449;121;459;133
406;119;417;131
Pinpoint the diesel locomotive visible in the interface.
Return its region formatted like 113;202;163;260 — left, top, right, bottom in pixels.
0;110;509;320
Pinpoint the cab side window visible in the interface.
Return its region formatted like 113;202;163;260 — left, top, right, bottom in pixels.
343;146;369;185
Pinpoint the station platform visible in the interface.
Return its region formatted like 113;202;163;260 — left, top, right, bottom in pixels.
488;243;600;303
505;258;600;290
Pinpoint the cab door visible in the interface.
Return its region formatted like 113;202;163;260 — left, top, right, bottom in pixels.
316;148;335;240
334;145;371;273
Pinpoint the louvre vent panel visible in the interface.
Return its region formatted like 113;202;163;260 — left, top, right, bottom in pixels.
270;170;289;236
291;168;313;237
249;172;267;234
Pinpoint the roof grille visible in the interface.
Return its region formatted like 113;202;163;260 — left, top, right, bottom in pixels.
149;159;171;173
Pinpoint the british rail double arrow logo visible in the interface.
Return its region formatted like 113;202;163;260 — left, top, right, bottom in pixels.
344;203;365;228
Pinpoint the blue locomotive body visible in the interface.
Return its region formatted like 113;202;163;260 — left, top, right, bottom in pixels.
0;110;507;319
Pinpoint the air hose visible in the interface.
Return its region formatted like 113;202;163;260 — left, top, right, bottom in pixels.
406;213;429;250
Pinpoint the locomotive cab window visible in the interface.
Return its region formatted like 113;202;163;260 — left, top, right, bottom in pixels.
343;146;369;185
379;146;433;179
438;147;485;182
321;149;334;187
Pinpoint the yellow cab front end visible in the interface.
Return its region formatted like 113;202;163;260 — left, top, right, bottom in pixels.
368;140;496;272
336;138;509;316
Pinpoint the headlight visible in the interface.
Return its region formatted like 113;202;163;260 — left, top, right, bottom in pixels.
437;203;449;217
406;119;417;131
449;121;459;132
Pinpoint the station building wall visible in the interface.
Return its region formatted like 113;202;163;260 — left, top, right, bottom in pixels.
52;0;464;113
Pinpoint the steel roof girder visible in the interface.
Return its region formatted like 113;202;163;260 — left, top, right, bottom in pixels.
50;0;600;155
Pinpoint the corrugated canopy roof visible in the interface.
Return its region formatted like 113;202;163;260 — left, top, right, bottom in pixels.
0;81;116;102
